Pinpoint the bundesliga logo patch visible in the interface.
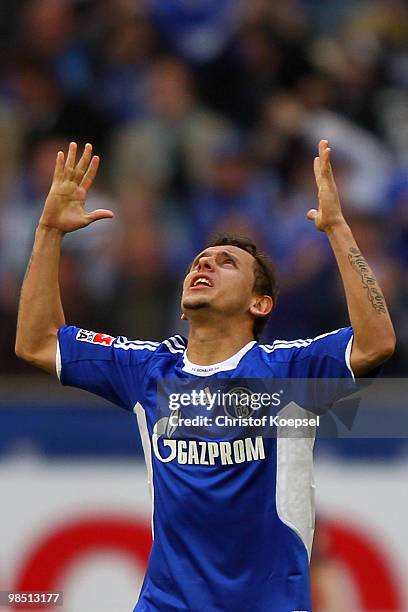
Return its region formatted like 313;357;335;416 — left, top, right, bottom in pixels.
76;329;115;346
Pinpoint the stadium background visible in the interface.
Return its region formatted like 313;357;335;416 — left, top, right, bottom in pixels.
1;0;408;610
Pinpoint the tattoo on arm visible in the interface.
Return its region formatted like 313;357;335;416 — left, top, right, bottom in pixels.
348;248;386;314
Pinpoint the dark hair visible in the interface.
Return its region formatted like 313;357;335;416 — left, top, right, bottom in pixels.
204;233;278;340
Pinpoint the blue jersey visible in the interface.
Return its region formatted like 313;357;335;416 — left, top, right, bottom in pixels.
57;325;355;612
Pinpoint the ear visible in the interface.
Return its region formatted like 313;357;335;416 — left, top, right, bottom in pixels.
249;295;273;319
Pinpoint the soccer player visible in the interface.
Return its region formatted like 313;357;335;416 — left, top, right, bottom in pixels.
16;140;395;611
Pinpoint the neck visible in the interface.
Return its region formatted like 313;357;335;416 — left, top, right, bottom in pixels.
186;319;255;366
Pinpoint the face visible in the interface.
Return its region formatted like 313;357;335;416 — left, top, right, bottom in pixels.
181;245;269;324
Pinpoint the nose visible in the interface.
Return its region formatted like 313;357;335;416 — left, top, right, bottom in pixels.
196;255;214;271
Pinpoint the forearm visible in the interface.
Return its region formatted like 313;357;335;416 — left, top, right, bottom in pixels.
15;224;65;370
327;221;395;369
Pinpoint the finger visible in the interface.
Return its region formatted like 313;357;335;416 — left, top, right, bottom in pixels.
313;156;321;184
323;148;336;183
80;155;100;192
65;142;77;178
74;143;93;183
86;208;114;224
318;139;328;158
319;140;329;175
319;140;330;176
53;151;65;182
307;208;318;222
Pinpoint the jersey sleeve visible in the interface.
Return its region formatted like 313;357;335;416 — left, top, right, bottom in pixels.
56;325;159;410
293;327;356;411
263;327;356;414
291;326;355;379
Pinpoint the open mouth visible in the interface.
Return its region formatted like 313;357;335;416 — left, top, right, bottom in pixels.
190;275;214;289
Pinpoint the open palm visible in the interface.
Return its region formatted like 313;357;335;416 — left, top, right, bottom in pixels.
40;142;113;233
307;139;345;233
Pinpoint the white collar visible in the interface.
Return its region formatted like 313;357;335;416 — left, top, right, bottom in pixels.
182;341;256;376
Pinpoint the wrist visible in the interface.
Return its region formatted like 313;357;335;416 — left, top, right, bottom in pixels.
38;216;65;234
37;221;65;238
324;218;351;237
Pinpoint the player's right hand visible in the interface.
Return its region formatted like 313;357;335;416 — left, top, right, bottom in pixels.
39;142;114;234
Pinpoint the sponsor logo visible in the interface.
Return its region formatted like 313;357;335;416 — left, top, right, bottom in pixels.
152;424;266;466
76;329;115;346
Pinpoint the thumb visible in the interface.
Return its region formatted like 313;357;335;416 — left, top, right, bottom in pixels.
87;209;114;224
306;208;318;222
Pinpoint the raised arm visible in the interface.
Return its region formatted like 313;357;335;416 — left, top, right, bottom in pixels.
307;139;396;377
15;142;113;374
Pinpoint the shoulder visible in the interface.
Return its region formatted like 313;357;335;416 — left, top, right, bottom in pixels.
111;334;187;366
58;326;187;365
258;328;353;362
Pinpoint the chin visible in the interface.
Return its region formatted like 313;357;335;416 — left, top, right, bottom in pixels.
182;298;210;311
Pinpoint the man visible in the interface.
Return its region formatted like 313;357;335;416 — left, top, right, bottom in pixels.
16;140;395;611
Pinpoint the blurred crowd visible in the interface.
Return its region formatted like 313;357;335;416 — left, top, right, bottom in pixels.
1;0;408;374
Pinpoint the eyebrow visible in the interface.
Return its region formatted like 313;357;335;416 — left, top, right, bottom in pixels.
191;250;239;269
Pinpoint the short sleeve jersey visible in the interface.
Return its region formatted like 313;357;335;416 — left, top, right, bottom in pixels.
57;325;355;612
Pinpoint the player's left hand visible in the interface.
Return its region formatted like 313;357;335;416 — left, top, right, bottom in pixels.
307;139;346;233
